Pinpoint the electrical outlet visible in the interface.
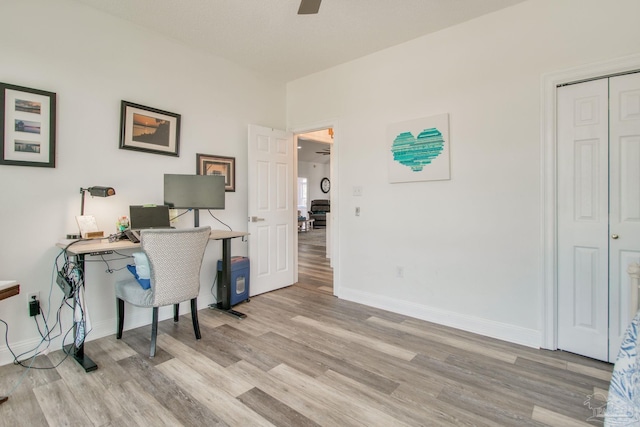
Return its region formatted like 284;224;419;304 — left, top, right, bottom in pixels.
28;292;40;317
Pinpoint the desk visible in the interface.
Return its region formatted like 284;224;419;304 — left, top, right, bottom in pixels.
56;229;248;372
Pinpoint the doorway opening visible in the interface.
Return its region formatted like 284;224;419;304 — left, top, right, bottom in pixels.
295;128;333;294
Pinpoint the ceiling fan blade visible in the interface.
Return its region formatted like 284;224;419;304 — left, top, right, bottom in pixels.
298;0;321;15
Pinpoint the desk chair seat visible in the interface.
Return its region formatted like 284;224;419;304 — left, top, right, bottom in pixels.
115;226;211;357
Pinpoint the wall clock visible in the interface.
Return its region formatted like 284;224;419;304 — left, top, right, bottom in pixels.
321;177;330;193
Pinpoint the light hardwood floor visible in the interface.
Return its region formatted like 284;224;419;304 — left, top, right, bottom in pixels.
0;239;612;426
297;227;332;295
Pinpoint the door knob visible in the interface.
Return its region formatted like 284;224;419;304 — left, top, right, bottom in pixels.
250;216;265;222
612;234;619;239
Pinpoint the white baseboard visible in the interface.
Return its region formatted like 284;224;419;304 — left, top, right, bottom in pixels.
337;288;541;349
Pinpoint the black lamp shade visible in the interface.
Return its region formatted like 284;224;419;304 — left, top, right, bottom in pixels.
87;186;116;197
80;186;116;216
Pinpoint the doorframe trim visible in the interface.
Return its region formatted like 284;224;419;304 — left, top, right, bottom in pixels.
541;53;640;349
291;119;340;296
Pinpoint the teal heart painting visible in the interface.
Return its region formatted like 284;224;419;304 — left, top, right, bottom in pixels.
391;128;444;172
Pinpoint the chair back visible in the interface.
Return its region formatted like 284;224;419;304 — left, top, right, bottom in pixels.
140;226;211;307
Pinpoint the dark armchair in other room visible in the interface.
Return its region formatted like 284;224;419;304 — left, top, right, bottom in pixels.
309;199;330;228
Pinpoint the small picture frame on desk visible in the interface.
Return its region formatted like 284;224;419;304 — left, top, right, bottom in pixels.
76;215;104;239
119;101;180;157
0;82;56;168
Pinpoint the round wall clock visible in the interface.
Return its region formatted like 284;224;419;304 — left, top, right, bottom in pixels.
321;177;330;193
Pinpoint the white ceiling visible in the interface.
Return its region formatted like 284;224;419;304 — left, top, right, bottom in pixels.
298;129;333;164
72;0;525;83
298;139;331;164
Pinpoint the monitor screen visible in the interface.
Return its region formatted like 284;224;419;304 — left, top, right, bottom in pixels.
164;174;226;209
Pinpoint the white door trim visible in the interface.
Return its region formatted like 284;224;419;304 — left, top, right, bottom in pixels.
541;53;640;349
291;119;340;296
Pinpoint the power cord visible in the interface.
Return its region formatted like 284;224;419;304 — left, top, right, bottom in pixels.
1;240;131;400
207;210;232;231
0;319;39;398
0;299;75;400
170;208;192;222
85;253;132;274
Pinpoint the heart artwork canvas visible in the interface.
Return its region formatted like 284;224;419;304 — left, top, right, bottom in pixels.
387;113;450;183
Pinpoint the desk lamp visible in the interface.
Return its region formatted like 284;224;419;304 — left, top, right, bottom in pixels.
68;186;116;239
80;186;115;216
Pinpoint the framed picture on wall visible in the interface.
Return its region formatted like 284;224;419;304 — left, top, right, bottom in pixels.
0;82;56;168
196;153;235;192
119;101;181;157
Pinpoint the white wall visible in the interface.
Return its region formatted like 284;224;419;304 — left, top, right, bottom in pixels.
287;0;640;347
0;0;285;365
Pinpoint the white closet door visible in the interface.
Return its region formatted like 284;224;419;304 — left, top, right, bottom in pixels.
558;73;640;362
557;79;609;361
609;73;640;359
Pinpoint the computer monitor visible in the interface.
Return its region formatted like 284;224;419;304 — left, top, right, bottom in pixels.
163;174;226;210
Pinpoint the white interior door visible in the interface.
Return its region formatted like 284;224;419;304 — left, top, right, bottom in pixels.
247;124;295;296
557;73;640;362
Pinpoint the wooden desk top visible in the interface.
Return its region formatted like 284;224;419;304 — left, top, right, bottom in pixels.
56;239;139;255
208;230;249;240
57;230;249;255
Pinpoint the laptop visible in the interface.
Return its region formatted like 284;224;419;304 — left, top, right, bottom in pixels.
129;205;172;232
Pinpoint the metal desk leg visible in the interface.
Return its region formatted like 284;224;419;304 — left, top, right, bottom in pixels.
65;254;97;372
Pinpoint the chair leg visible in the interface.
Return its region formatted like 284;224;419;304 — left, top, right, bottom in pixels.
191;298;201;340
116;298;125;339
150;307;158;358
174;303;179;322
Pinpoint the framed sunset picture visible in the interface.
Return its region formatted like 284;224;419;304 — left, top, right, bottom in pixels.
119;101;180;157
